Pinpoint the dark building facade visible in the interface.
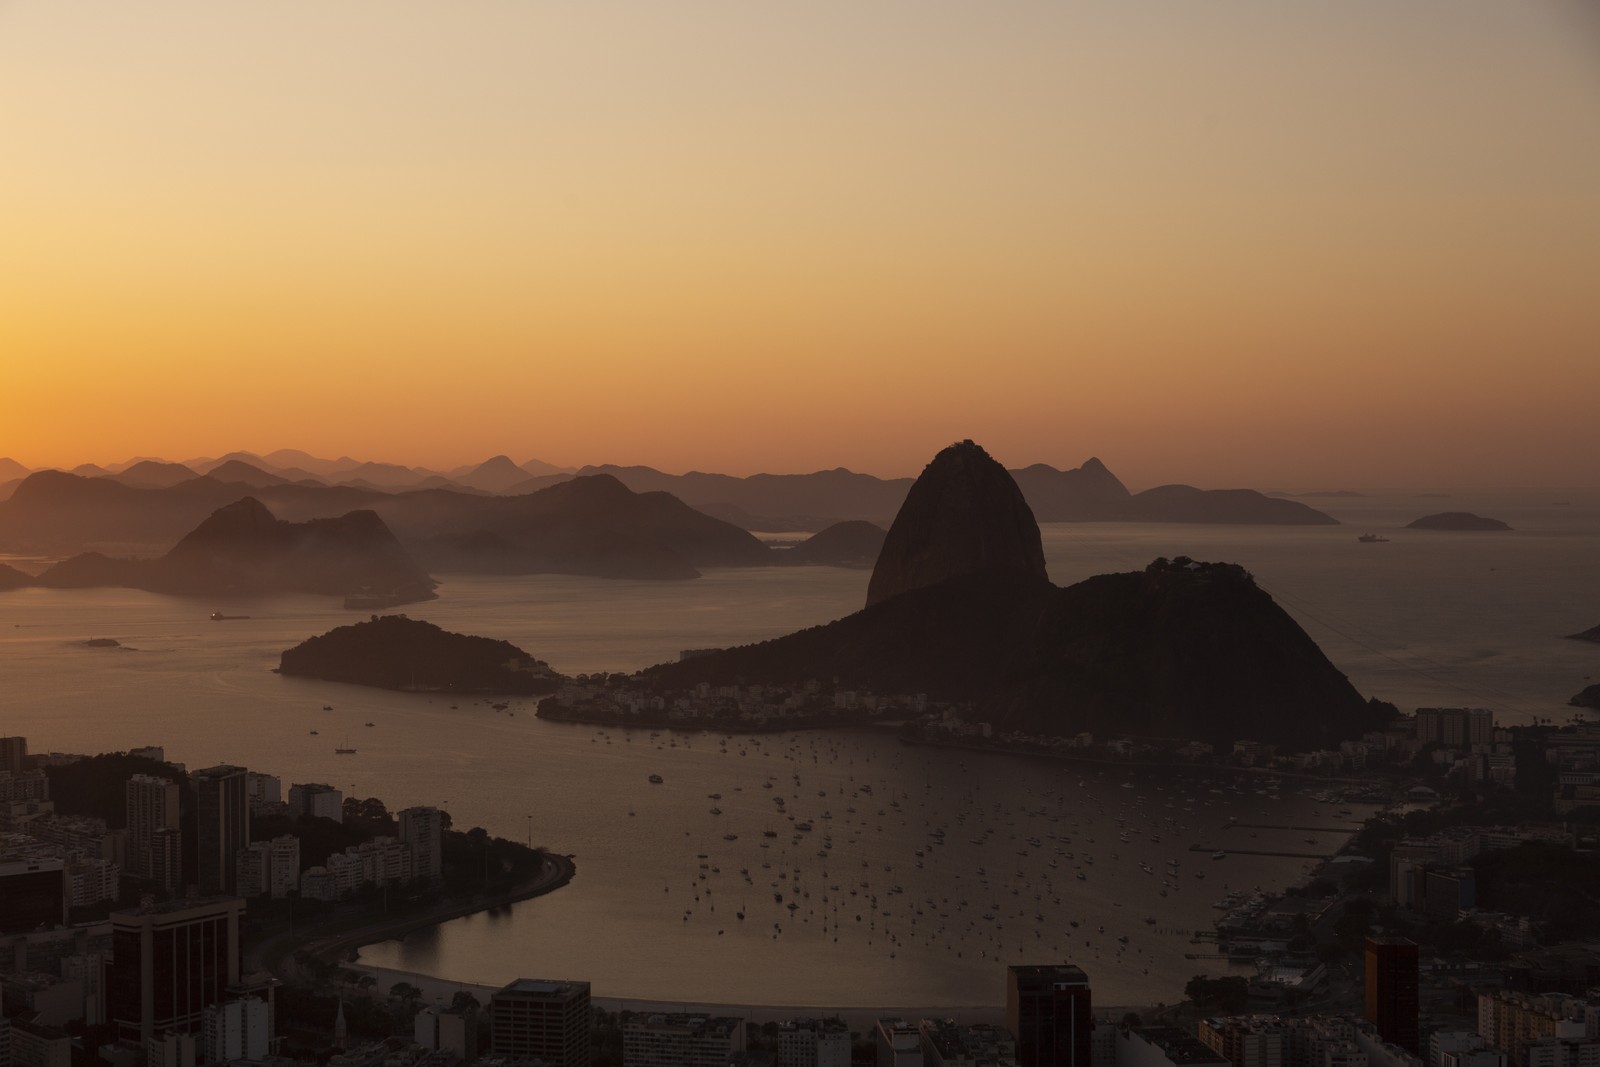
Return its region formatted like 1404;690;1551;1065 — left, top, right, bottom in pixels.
192;765;249;896
489;978;591;1067
108;897;244;1047
1364;935;1420;1054
1007;964;1092;1067
0;858;66;933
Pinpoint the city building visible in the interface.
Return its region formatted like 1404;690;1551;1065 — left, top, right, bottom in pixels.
1007;965;1093;1067
201;995;272;1063
398;806;444;883
244;773;281;815
1415;708;1494;749
236;841;272;898
107;896;244;1048
1117;1028;1230;1067
0;856;67;933
192;766;249;896
1365;938;1420;1055
416;1002;479;1062
1197;1016;1286;1067
287;783;343;822
488;978;591;1067
920;1018;1018;1067
10;1019;71;1067
623;1013;743;1067
0;737;26;774
875;1019;922;1067
268;834;300;898
1479;993;1599;1067
149;828;182;896
777;1018;851;1067
125;775;180;882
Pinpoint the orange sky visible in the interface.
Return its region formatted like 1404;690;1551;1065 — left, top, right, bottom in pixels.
3;2;1598;487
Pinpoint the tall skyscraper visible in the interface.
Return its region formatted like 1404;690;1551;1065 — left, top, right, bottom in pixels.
398;806;443;883
0;737;26;774
489;978;591;1067
108;897;244;1048
125;775;180;883
1007;964;1092;1067
1365;936;1420;1054
192;766;248;896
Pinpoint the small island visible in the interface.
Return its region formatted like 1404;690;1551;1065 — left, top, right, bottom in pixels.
1406;511;1513;531
1571;684;1600;710
279;615;566;694
1566;623;1600;644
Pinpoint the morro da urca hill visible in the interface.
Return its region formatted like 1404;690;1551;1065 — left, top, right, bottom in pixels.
865;440;1047;608
280;615;565;694
648;440;1387;751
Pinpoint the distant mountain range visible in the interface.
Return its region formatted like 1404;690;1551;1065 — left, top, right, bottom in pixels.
0;450;1337;545
29;497;437;603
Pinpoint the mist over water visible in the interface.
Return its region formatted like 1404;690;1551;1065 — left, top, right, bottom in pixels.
1;489;1595;1006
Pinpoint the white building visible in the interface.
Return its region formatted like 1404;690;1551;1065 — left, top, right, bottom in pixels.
202;996;272;1063
398;807;444;883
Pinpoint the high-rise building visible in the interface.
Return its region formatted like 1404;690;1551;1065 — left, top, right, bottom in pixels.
202;995;271;1063
1008;965;1093;1067
398;806;443;883
107;897;243;1048
0;737;26;774
624;1013;744;1067
1197;1016;1286;1067
875;1019;922;1067
150;828;182;896
192;766;248;896
489;978;591;1067
0;856;67;933
268;835;300;898
416;1003;478;1062
125;775;180;882
1365;937;1420;1054
778;1018;852;1067
235;842;272;898
286;783;342;822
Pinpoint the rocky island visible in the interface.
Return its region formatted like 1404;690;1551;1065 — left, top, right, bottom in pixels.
1571;684;1600;710
279;614;566;694
1406;511;1513;531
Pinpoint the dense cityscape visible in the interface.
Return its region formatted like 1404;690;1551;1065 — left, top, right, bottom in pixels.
4;696;1599;1067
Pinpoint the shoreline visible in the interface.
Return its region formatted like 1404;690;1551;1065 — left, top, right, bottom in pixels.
345;962;1154;1031
250;853;576;979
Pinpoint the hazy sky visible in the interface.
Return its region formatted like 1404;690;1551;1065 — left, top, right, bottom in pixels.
3;2;1597;487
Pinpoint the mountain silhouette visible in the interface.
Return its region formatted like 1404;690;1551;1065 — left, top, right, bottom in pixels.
866;440;1047;608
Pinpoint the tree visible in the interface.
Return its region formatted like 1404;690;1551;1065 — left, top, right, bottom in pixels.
451;990;480;1013
390;982;422;1003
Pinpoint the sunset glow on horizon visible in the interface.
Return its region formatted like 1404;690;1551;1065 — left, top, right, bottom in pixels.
4;2;1598;488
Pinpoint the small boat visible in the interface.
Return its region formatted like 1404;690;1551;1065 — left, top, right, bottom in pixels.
335;747;356;755
1212;850;1227;860
648;774;664;784
209;611;251;621
309;730;319;735
322;705;333;711
1357;533;1390;543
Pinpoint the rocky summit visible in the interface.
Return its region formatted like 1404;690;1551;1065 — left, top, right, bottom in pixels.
865;439;1047;608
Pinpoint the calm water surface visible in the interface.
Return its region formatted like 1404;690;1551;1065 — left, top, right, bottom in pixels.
1;489;1596;1007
